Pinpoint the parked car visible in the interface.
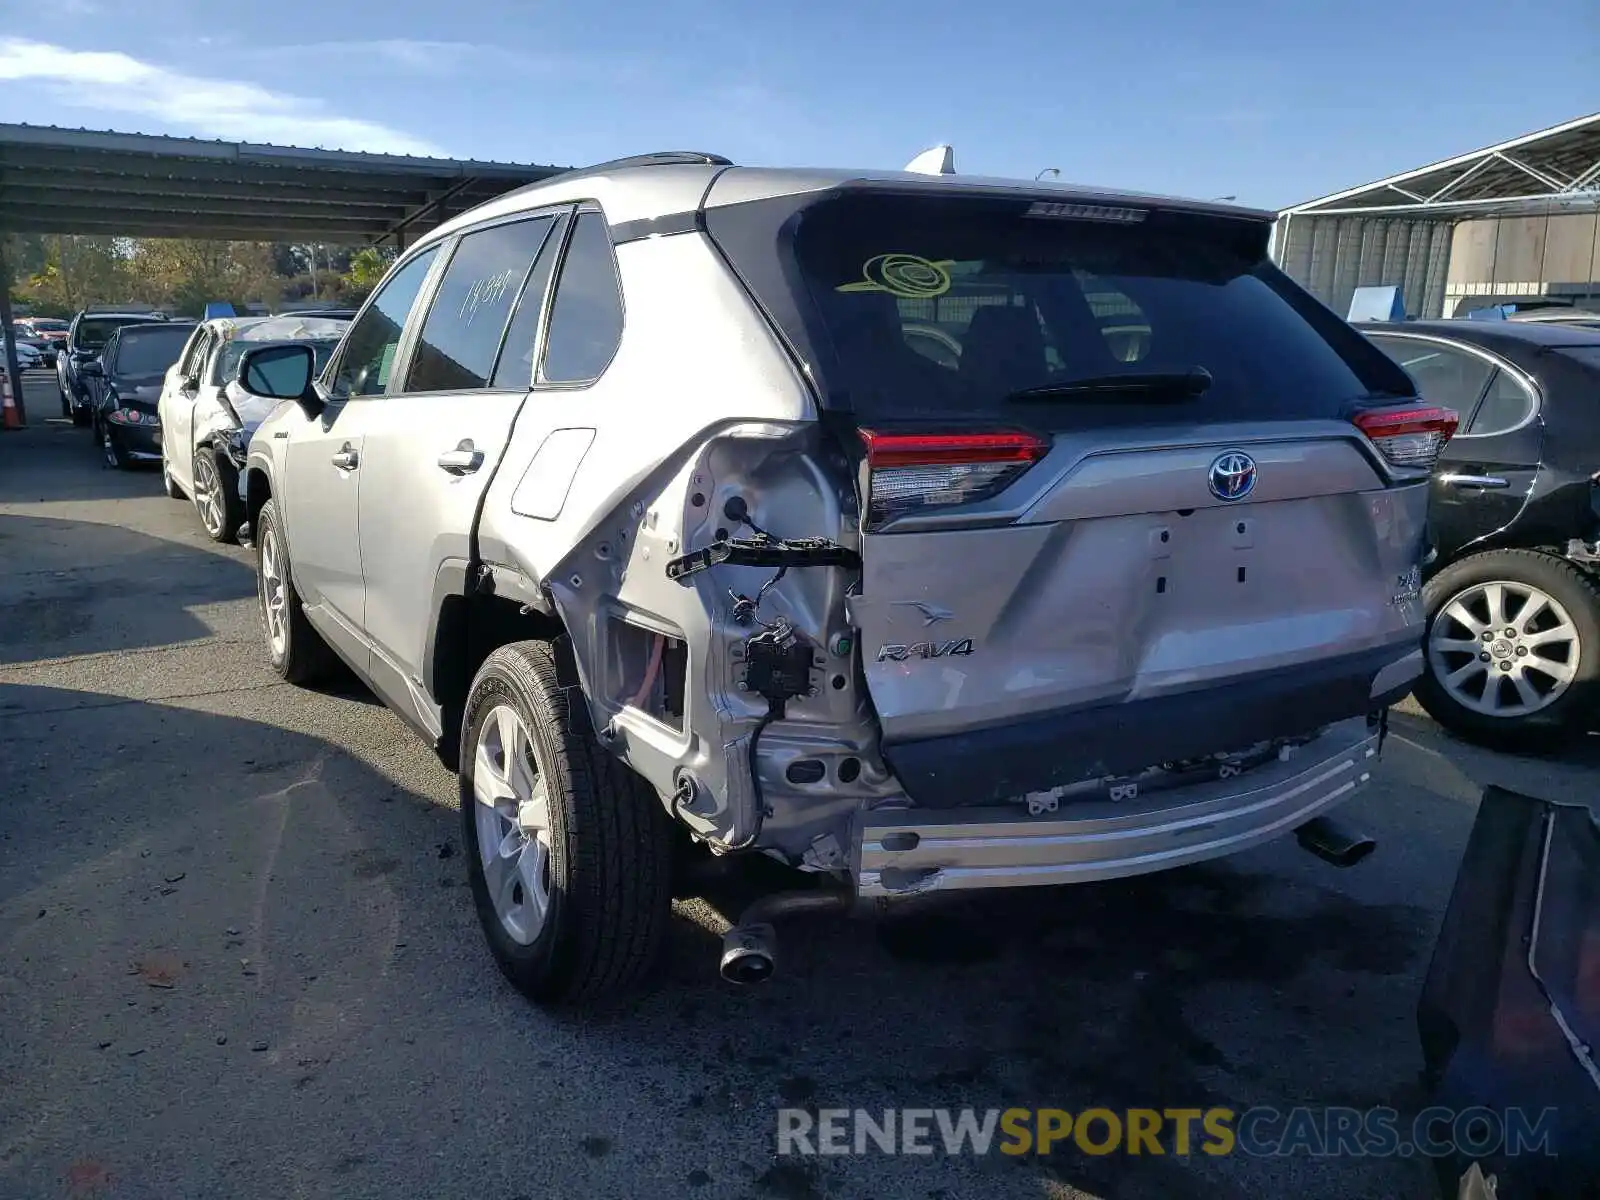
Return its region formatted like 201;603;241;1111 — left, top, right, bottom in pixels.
85;321;195;469
11;325;54;368
1506;307;1600;331
1365;320;1600;748
16;317;68;366
156;314;349;542
5;337;43;372
59;310;168;426
275;307;358;321
235;153;1446;1004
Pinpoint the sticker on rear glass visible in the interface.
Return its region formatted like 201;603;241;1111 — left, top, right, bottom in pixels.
836;253;953;300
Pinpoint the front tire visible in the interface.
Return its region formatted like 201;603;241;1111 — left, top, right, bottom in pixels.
460;640;672;1006
192;446;243;543
253;499;337;685
1416;549;1600;751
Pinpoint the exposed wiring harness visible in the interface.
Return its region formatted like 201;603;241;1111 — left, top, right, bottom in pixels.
670;497;846;853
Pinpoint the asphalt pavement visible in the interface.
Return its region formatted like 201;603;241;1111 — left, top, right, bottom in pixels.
2;374;1597;1200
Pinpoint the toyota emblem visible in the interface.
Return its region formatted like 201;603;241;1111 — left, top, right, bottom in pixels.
1208;451;1257;502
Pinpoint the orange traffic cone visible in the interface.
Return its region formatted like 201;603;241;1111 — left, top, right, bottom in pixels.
0;371;20;431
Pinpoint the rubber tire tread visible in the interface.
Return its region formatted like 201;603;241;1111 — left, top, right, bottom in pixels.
254;499;339;686
460;638;672;1006
1415;548;1600;751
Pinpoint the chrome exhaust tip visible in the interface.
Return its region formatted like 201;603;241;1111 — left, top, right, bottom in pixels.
719;922;777;985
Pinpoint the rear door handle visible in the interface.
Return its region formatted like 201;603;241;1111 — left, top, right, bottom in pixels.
331;447;359;471
437;445;485;475
1440;472;1508;490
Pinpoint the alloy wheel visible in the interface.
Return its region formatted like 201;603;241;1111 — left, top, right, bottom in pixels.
258;524;289;658
193;453;224;537
1427;580;1580;718
470;704;554;946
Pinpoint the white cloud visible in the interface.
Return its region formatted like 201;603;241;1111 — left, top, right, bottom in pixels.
0;38;448;155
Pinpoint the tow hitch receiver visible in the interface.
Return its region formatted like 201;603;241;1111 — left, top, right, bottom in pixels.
1418;785;1600;1198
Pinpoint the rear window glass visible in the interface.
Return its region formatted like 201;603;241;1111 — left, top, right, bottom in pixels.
110;327;192;375
708;191;1413;425
77;317;161;351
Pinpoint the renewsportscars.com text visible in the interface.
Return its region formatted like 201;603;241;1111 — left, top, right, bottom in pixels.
777;1106;1557;1160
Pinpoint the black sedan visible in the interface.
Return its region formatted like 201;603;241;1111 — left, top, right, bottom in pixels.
85;322;195;469
1365;319;1600;749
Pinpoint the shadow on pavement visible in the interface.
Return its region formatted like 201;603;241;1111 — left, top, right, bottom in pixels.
0;512;255;665
0;680;1444;1200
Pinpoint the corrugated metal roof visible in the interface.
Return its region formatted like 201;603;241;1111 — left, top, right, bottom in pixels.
0;123;570;243
1283;112;1600;219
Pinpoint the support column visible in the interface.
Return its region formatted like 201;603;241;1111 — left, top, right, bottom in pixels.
0;235;25;425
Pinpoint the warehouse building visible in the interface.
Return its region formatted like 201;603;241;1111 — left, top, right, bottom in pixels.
1273;112;1600;320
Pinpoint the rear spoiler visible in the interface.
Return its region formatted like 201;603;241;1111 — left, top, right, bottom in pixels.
1418;784;1600;1197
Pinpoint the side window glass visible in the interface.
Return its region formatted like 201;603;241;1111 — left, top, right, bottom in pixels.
1466;369;1537;436
540;212;625;384
331;246;440;398
1373;338;1493;413
176;330;204;381
405;217;555;393
492;213;567;389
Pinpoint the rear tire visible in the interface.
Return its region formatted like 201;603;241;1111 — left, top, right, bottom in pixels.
254;498;338;685
99;421;130;470
460;639;672;1006
1415;549;1600;751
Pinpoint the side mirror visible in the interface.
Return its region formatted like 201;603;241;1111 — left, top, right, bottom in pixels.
236;343;320;414
78;360;103;377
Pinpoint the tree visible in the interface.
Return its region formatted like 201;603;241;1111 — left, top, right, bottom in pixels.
128;239;282;316
17;236;131;314
341;247;394;301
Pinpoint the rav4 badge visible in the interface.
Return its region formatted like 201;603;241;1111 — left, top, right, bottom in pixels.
876;639;975;663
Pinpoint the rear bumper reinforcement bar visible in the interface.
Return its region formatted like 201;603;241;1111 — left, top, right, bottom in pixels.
855;717;1378;896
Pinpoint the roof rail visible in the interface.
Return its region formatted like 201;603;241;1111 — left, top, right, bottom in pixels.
550;151;733;183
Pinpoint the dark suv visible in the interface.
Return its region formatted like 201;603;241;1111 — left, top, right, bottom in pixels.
58;310;167;426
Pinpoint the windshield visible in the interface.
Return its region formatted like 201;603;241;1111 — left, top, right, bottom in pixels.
110;327;192;375
77;317;160;351
214;338;341;384
31;319;68;332
707;190;1414;426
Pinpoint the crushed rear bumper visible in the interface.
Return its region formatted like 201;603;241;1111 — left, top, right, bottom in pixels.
856;716;1379;896
881;643;1421;808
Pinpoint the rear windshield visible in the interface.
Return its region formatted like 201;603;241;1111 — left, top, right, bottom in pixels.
77;317;161;351
110;326;192;375
707;190;1413;425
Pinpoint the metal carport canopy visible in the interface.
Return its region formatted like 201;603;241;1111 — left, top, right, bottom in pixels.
1281;111;1600;220
0;123;569;245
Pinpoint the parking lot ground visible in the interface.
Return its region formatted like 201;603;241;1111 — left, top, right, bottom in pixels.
3;375;1598;1200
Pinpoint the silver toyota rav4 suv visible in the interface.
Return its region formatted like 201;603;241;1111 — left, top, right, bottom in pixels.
236;151;1452;1005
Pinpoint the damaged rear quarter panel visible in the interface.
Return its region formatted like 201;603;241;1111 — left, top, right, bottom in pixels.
475;230;883;853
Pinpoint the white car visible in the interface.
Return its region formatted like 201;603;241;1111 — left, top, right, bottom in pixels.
156;315;348;542
7;339;43;371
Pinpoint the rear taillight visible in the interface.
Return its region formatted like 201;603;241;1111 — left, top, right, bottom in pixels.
858;429;1049;527
1351;404;1459;471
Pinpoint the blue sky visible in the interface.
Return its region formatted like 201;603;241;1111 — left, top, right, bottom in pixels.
0;0;1594;209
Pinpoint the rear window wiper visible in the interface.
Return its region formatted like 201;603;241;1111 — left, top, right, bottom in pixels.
1005;367;1214;402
